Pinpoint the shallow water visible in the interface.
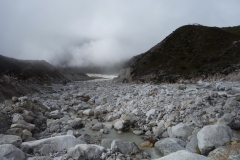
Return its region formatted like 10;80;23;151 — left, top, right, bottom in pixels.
87;73;118;79
77;126;163;158
103;129;163;159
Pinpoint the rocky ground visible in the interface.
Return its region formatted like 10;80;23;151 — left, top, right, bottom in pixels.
0;78;240;159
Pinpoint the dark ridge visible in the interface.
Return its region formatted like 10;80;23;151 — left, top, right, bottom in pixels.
125;24;240;82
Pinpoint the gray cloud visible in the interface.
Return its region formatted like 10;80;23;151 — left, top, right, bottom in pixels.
0;0;240;66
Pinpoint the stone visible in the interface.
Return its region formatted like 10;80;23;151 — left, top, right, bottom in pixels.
49;110;62;119
155;150;210;160
110;139;141;155
197;124;233;155
78;134;91;144
5;128;23;137
154;125;165;137
11;120;35;131
146;109;155;117
12;113;24;123
217;113;234;126
22;129;32;141
0;144;25;160
0;155;7;160
18;96;29;102
92;122;103;131
140;141;154;148
21;135;86;156
27;156;53;160
154;138;186;156
83;109;94;116
0;134;22;147
208;143;240;160
67;144;105;160
186;134;200;154
133;130;143;135
2;75;10;84
172;123;193;139
120;113;137;125
101;139;114;149
114;120;124;130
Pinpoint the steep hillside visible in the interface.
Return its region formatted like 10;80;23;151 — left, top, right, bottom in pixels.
125;25;240;82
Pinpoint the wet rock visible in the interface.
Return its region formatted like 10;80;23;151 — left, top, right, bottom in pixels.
197;124;233;155
154;138;186;156
27;156;53;160
0;144;25;160
0;134;22;147
6;128;23;137
101;139;114;149
140;141;154;148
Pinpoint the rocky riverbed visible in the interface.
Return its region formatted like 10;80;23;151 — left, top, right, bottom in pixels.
0;77;240;159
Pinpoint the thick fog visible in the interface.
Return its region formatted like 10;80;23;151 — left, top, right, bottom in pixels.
0;0;240;67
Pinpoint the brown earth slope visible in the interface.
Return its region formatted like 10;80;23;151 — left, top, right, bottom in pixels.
125;25;240;82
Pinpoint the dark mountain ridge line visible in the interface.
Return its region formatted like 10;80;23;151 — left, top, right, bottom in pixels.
119;24;240;83
0;55;92;101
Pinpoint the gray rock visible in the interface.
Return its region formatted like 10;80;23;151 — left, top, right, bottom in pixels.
6;128;23;137
110;139;141;155
217;113;234;126
197;124;233;155
67;144;105;160
186;134;199;153
22;129;32;141
114;120;124;130
0;155;7;160
101;139;114;149
155;150;210;160
21;135;86;156
27;156;53;160
117;68;132;82
172;123;193;139
92;122;103;131
83;109;94;116
11;120;35;131
154;138;186;156
0;134;22;147
12;113;24;123
0;144;25;160
208;143;240;160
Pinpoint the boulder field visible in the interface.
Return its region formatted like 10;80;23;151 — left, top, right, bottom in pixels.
0;79;240;159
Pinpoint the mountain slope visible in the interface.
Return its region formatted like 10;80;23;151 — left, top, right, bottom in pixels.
0;55;91;101
125;25;240;82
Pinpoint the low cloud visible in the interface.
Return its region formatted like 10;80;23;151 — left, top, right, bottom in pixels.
0;0;240;67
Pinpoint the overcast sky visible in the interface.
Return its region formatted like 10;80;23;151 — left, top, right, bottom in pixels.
0;0;240;67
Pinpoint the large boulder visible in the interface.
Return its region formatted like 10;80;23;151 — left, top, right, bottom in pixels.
0;134;22;147
197;124;233;155
67;144;105;160
0;144;25;160
208;143;240;160
172;123;193;139
154;138;186;156
21;135;86;156
110;139;141;155
155;150;210;160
